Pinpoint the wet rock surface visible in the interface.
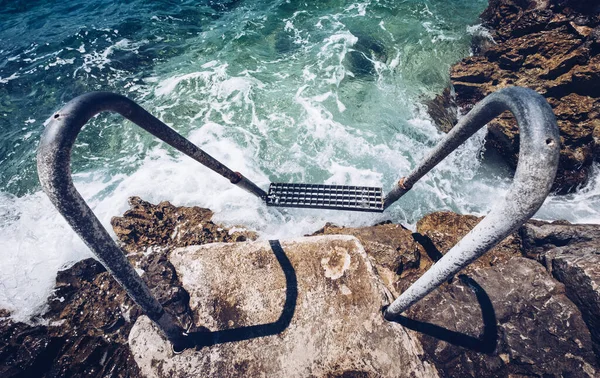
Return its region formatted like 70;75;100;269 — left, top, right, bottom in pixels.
400;258;597;377
430;0;600;193
111;196;257;256
0;259;143;378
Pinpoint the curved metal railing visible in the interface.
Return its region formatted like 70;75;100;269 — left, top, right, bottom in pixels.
383;86;560;318
37;92;267;350
37;87;560;348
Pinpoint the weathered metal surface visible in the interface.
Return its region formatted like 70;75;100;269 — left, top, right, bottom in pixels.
36;92;267;348
384;87;560;318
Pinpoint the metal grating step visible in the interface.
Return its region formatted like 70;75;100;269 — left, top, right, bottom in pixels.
266;183;384;212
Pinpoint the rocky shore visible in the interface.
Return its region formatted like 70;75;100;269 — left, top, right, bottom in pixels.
1;196;599;377
428;0;600;193
2;0;600;376
0;198;257;378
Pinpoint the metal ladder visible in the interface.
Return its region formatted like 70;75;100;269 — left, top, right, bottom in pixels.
37;87;559;350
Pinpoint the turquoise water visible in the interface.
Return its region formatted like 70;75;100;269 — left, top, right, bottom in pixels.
1;0;599;321
1;0;487;196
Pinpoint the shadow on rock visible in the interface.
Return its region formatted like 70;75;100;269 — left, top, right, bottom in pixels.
387;275;498;354
184;240;297;349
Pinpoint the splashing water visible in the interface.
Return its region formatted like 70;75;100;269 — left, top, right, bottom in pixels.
1;0;598;322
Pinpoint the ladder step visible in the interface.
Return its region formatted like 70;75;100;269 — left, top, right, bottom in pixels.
266;183;384;213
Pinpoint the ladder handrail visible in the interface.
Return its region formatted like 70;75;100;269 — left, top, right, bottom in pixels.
37;92;265;350
383;86;560;318
37;87;560;347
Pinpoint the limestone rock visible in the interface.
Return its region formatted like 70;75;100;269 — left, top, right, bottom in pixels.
430;0;600;193
401;258;598;377
312;222;434;295
129;236;439;378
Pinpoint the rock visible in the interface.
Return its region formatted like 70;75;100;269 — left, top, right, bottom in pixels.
129;236;439;378
426;88;459;134
520;221;599;255
0;259;142;378
548;247;600;365
415;211;523;274
400;258;598;377
48;259;136;343
431;0;600;193
4;197;600;377
0;197;255;377
111;196;257;256
404;212;600;373
522;222;600;362
0;319;56;378
311;222;434;295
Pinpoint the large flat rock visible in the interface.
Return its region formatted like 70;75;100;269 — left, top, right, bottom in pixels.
129;235;438;377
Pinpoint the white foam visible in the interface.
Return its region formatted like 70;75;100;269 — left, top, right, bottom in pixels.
73;38;148;77
536;163;600;224
0;72;20;84
154;71;211;97
467;24;495;44
0;182;120;322
422;21;459;43
344;2;369;17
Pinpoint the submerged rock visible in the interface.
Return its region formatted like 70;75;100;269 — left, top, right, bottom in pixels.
344;32;388;79
430;0;600;193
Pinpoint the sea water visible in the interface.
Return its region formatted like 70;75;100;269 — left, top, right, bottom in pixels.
1;0;599;322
